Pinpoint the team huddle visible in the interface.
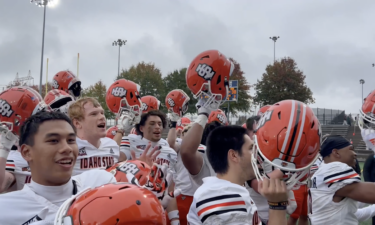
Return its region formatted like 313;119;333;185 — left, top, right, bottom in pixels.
1;50;375;225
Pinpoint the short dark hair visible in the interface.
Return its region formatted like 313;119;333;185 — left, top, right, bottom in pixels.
19;111;76;147
135;110;167;136
201;121;222;145
246;116;260;131
206;126;248;174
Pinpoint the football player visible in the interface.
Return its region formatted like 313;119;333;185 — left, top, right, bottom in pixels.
0;87;49;193
309;135;375;224
0;112;116;224
181;50;233;187
68;97;126;175
187;125;288;225
0;111;168;224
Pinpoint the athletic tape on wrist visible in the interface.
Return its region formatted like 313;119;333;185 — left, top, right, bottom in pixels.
168;210;180;221
0;149;10;159
194;114;208;129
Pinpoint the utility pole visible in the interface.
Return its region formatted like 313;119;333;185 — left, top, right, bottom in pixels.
30;0;56;95
112;39;127;77
269;36;280;63
360;79;365;104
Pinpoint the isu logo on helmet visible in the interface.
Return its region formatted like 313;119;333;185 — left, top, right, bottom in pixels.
167;98;175;107
118;162;140;176
52;79;59;89
217;113;226;124
111;87;127;97
141;102;148;111
111;130;116;136
257;110;273;130
196;64;216;80
0;99;14;117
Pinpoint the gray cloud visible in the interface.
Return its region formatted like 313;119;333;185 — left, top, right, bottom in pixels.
1;0;375;115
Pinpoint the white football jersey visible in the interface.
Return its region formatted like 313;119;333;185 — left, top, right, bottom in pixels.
120;135;176;167
188;176;256;225
189;145;216;186
361;128;375;151
174;152;200;196
0;170;116;224
310;155;323;176
309;161;361;225
6;150;31;191
74;137;119;175
245;182;268;223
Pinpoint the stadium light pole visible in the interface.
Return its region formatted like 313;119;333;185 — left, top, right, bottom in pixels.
112;39;127;77
360;79;365;104
269;36;280;63
30;0;56;96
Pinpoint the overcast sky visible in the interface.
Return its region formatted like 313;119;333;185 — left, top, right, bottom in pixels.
1;0;374;115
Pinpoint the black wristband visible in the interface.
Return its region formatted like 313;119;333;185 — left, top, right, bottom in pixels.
268;201;288;210
169;121;177;128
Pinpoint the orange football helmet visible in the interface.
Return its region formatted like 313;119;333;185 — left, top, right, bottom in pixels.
0;86;49;136
251;100;321;190
208;109;229;125
106;126;118;139
359;89;375;130
165;89;190;117
186;50;234;107
257;105;271;116
106;79;142;123
52;70;81;99
176;117;191;131
106;160;151;186
141;95;160;113
54;183;166;225
44;89;74;114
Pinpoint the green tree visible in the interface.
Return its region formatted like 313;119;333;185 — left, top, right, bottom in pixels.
81;80;114;119
117;62;165;106
163;68;197;114
254;57;315;105
221;58;252;115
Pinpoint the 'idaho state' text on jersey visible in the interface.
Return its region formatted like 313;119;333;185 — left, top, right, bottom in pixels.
120;135;177;168
74;137;120;175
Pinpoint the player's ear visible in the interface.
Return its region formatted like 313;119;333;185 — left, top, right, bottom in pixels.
20;144;32;162
228;149;240;163
73;118;82;129
332;149;340;158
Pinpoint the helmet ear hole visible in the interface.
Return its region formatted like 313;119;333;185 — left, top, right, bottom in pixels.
311;121;315;129
278;112;281;120
130;92;134;99
216;75;221;84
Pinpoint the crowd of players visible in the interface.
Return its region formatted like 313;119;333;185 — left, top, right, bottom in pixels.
1;49;375;224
